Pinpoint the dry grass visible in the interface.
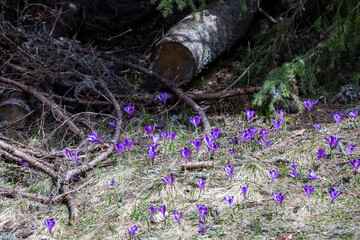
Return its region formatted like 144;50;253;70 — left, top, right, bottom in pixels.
1;108;360;240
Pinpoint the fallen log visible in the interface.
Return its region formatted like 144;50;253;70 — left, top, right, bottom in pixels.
152;0;258;86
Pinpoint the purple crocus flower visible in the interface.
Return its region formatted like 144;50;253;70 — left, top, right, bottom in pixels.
204;135;214;150
272;120;283;134
190;139;202;154
211;128;221;140
224;165;234;182
260;129;269;140
162;173;175;190
68;150;80;167
240;185;249;201
161;131;169;142
346;145;355;155
151;134;160;145
157;92;169;109
60;148;71;158
271;192;285;207
259;140;272;148
197;179;207;193
269;170;280;184
17;160;29;171
332;112;344;127
317;149;326;159
147;144;157;165
350;159;360;174
128;225;138;240
329;188;341;203
124;104;135;118
198;221;213;234
189;116;201;129
229;149;236;155
173;211;182;226
123;138;134;152
109;120;117;127
241;130;251;142
108;65;115;78
289;162;298;169
308;169;319;181
44;218;55;234
325;136;340;149
314;124;321;132
304;185;314;201
210;142;219;154
196;204;208;221
349;109;358;119
158;205;166;219
224;196;234;209
155;125;164;132
247;128;257;140
88;131;103;144
289;170;299;179
276;109;285;120
273;89;279;97
145;125;153;135
230;134;239;145
114;142;125;156
106;178;118;187
150;205;157;218
245;109;256;122
170;132;176;143
303;98;319;111
180;147;192;163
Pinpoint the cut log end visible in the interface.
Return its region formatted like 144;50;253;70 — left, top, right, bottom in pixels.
152;42;195;86
0;98;32;128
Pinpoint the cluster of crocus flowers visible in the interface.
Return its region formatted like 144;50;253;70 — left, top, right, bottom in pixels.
114;138;134;160
88;131;103;144
196;204;212;234
325;136;340;150
124;104;135;118
259;128;271;148
271;192;285;207
289;162;299;179
60;148;80;167
44;218;55;234
147;144;157;166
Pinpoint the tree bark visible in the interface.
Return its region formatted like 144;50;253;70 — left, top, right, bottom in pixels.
152;0;258;86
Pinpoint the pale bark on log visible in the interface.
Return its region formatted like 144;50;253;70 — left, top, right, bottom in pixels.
152;0;258;86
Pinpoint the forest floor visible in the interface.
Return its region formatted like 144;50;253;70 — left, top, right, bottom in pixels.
1;84;360;240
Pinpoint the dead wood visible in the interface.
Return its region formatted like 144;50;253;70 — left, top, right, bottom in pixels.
0;185;50;203
255;129;306;158
152;0;257;85
0;139;58;180
0;76;86;140
180;161;214;170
